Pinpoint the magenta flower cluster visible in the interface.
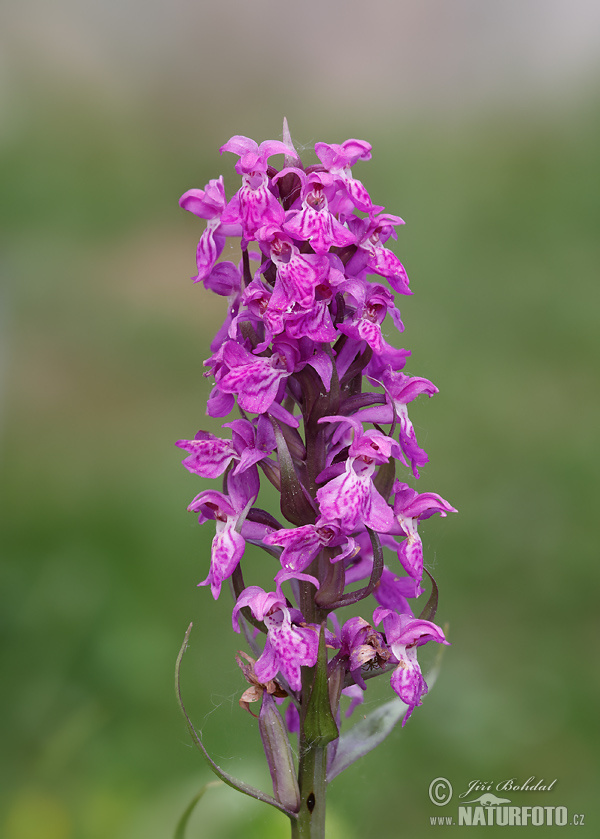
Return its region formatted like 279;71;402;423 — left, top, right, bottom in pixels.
177;127;455;738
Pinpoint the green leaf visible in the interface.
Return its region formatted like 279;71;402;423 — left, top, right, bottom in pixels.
327;697;408;781
259;692;300;812
174;781;222;839
272;418;316;526
302;625;339;748
418;568;439;621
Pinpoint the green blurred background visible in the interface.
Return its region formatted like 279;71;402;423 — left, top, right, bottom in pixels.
2;2;599;837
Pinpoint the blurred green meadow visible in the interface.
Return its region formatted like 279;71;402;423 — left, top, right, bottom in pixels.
2;62;600;839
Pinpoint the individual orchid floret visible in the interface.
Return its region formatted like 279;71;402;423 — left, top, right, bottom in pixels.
346;212;411;295
263;520;357;573
360;369;439;477
176;417;276;480
386;374;436;478
179;176;242;282
210;339;297;416
338;616;391;688
314;139;378;213
314;418;399;534
316;455;393;533
337;282;405;354
220;135;289;241
175;430;238;478
282;171;357;255
232;572;320;691
187;482;254;599
365;340;412;381
319;414;401;470
374;558;424;611
258;226;330;309
373;606;449;724
236;650;288;715
388;481;457;582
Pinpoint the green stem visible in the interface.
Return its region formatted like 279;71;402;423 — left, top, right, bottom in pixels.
289;366;342;837
292;738;327;839
291;626;338;838
293;662;328;839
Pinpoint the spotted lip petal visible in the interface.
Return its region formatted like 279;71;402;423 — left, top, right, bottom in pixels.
345;213;411;294
389;650;426;723
260;610;319;691
187;472;257;600
316;458;394;534
216;341;291;415
283;173;357;255
200;521;246;600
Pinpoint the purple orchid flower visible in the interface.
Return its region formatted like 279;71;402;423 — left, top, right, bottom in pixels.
220;135;289;241
264;520;357;573
210;339;297;416
259;226;331;309
359;368;439;478
232;571;320;691
314;416;400;533
338;615;391;689
346;212;411;295
336;281;405;354
374;606;449;724
179;176;242;282
281;171;357;255
176;415;276;479
316;457;394;534
387;481;457;582
187;468;258;599
314;138;379;214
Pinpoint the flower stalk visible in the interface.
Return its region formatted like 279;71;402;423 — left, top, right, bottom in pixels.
293;629;337;839
174;121;456;837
